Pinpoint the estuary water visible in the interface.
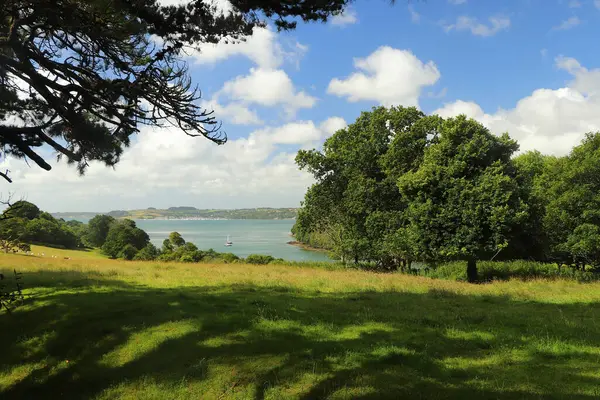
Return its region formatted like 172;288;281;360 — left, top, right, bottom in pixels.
131;219;332;262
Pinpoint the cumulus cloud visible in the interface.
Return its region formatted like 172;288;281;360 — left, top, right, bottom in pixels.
330;8;358;26
200;99;263;125
190;27;304;69
327;46;440;107
444;16;511;37
1;117;345;211
433;57;600;155
214;68;316;118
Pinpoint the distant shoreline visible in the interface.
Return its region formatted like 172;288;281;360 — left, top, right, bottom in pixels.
286;240;330;253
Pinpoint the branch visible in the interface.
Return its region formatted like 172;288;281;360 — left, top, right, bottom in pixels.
0;171;13;184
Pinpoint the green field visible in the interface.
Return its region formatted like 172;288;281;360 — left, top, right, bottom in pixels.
2;247;600;399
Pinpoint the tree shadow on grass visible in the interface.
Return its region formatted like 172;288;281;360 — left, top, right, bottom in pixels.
1;275;600;399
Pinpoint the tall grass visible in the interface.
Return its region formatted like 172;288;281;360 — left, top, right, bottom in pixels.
2;246;600;398
421;259;600;282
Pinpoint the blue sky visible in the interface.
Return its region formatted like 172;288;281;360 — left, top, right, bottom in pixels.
4;0;600;212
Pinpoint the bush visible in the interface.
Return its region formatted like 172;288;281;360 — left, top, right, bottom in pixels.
219;252;240;263
180;254;195;263
245;254;275;265
118;244;138;260
134;243;159;261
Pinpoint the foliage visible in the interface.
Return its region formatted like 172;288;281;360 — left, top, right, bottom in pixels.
86;215;116;247
3;201;40;220
0;217;28;253
101;219;149;259
398;116;526;282
0;0;353;183
542;133;600;269
118;244;139;261
295;106;440;266
168;232;186;248
421;260;600;283
133;243;160;261
293;107;600;281
22;217;80;249
0;269;24;313
245;254;275;264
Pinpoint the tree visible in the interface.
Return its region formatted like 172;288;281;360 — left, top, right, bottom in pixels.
118;244;139;261
86;215;115;247
133;243;159;261
101;219;149;259
168;232;186;248
2;200;39;220
1;0;356;182
0;217;28;253
543;132;600;268
510;151;554;261
398;116;528;282
295;106;439;267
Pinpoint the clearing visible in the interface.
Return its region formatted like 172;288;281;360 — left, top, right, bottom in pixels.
1;246;599;399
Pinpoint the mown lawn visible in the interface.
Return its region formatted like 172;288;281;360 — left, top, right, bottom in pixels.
1;247;600;399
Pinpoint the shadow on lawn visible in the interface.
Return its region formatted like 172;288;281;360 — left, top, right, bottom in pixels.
1;272;600;399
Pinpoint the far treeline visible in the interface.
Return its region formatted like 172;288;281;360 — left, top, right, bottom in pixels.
52;208;298;220
293;106;600;282
0;204;278;265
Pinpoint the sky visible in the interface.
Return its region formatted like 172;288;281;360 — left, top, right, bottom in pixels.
3;0;600;212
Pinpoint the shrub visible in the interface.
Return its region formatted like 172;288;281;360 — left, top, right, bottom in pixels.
134;243;159;261
245;254;275;265
118;244;138;260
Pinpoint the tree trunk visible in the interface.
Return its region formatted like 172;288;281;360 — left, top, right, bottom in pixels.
467;258;477;283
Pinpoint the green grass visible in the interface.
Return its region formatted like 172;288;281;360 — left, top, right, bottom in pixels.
2;246;600;399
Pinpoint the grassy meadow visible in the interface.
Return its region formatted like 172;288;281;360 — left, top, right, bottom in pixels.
2;247;600;399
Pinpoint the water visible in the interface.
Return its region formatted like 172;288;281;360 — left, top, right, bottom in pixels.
131;219;332;262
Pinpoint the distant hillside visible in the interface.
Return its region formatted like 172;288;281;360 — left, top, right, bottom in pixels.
53;207;298;220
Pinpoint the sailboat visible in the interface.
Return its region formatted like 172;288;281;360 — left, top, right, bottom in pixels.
225;235;233;247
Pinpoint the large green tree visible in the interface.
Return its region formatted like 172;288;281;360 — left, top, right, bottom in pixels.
86;215;116;247
101;219;149;259
398;116;528;282
543;133;600;269
1;0;357;182
295;106;440;268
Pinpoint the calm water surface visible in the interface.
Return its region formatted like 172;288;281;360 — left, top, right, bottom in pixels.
131;219;331;262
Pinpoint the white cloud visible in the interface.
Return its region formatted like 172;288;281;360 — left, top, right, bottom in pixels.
1;117;345;211
319;117;347;136
190;27;304;69
541;48;548;58
201;99;263;125
217;68;316;116
408;6;420;23
433;57;600;156
595;0;600;9
444;16;511;37
331;8;358;26
327;46;440;107
159;0;233;15
552;16;581;31
556;55;600;95
448;0;467;4
568;0;582;8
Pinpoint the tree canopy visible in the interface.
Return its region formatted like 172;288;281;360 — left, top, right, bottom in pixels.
0;0;353;182
293;106;600;281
